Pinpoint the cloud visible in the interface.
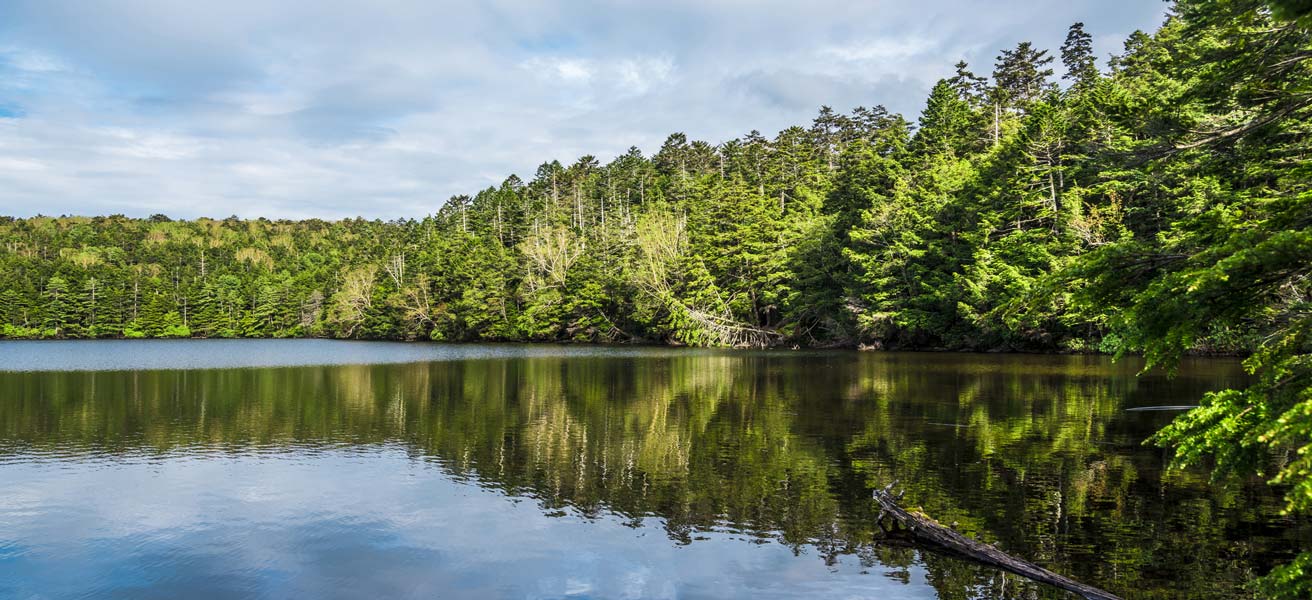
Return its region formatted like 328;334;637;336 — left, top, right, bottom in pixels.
0;447;937;598
0;0;1168;219
524;57;595;83
819;35;938;63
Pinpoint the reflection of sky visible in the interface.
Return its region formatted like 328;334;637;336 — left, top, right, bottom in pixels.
0;338;1245;381
0;339;734;372
0;448;937;599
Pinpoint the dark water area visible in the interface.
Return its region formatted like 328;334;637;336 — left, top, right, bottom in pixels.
0;340;1305;599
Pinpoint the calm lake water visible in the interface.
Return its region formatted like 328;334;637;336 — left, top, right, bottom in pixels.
0;340;1305;599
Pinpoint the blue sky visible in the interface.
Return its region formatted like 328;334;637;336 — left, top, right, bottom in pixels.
0;0;1167;219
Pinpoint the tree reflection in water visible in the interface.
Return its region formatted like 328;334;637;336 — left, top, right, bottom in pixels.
1;351;1303;599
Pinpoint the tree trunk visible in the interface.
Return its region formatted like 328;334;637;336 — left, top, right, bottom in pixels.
872;487;1122;600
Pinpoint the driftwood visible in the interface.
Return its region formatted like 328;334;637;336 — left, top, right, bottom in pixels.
873;484;1122;600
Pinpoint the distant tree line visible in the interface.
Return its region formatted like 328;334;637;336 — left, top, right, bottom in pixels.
1;1;1310;593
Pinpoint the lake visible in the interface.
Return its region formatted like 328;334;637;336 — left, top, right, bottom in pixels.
0;340;1305;599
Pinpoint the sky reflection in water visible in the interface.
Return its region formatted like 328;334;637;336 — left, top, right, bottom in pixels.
0;340;1304;599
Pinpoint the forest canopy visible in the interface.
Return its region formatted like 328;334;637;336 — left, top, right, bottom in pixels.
1;0;1310;594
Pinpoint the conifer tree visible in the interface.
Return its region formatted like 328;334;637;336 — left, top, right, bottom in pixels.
1060;22;1098;90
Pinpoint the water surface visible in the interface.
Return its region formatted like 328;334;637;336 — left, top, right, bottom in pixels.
0;340;1305;599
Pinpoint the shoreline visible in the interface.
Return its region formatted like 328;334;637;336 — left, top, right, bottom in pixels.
0;334;1252;359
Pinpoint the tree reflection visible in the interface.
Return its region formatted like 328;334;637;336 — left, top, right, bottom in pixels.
0;352;1302;598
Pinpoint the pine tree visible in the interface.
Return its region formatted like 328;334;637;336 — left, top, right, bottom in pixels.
912;80;977;157
1061;22;1099;90
42;275;71;336
948;60;989;105
992;42;1057;109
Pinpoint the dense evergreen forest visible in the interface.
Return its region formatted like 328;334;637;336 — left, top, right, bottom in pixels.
1;0;1310;593
0;2;1299;354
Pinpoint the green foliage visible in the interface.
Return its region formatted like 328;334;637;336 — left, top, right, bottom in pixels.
1258;552;1312;599
1054;1;1312;593
1;2;1309;590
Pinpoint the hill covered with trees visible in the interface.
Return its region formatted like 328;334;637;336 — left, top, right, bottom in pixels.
2;0;1311;593
0;2;1300;355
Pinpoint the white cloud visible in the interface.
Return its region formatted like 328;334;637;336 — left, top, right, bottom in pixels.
819;36;936;63
0;157;47;171
556;59;594;82
0;47;66;73
99;128;204;160
617;57;674;95
0;0;1169;219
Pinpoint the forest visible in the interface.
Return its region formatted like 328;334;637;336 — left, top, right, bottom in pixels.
1;0;1310;593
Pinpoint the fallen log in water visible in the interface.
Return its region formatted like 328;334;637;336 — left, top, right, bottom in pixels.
872;484;1122;600
1124;405;1199;412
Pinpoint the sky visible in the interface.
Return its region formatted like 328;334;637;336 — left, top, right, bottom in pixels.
0;0;1169;220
